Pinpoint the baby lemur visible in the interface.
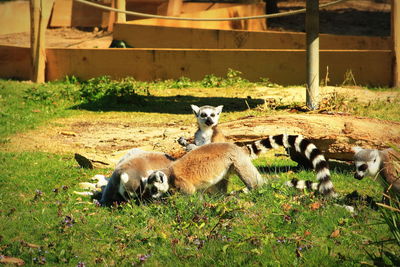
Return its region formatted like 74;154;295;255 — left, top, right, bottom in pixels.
353;147;400;196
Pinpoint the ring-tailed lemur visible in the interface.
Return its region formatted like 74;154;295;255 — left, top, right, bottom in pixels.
77;148;175;206
178;105;225;151
145;134;336;198
353;147;400;195
177;105;335;196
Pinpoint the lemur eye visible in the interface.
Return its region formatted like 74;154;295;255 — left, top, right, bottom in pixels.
373;159;377;163
358;164;368;172
210;113;215;117
200;113;207;118
151;186;158;194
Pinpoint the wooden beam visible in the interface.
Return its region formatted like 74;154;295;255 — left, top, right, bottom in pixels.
30;0;54;83
166;0;183;16
392;0;400;88
116;0;126;23
306;0;319;110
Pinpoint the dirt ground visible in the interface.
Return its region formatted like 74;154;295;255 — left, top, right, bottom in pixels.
3;86;399;167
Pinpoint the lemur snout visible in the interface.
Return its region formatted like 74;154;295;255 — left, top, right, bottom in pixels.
205;118;214;126
354;173;364;180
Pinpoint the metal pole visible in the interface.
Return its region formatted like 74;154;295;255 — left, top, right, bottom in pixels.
392;0;400;88
306;0;320;110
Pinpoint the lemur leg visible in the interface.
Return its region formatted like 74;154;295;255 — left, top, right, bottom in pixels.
232;157;265;190
99;171;120;206
177;137;198;152
175;180;197;195
206;178;229;194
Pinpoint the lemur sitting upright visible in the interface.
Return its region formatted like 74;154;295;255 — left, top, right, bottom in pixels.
353;147;400;196
178;104;225;151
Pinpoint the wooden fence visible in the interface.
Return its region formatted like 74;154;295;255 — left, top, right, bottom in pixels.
0;45;391;86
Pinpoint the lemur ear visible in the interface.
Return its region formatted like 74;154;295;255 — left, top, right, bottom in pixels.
371;149;380;159
216;105;223;115
191;105;200;116
352;147;363;154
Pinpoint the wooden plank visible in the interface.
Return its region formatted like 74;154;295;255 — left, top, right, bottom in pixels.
0;45;31;80
158;2;237;16
114;24;391;50
306;0;319;110
0;1;30;35
44;48;392;86
393;0;400;88
51;0;111;28
166;0;183;16
50;0;73;27
130;3;266;31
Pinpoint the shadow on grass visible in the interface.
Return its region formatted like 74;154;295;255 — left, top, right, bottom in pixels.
71;95;265;114
255;158;354;177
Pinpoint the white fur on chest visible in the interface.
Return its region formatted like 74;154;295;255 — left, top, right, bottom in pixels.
194;128;213;146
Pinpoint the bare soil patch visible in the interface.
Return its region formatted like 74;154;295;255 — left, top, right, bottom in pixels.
4;87;399;167
0;27;113;48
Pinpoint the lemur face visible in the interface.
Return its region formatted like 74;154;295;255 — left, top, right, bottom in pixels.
353;147;381;180
146;171;169;199
191;105;223;128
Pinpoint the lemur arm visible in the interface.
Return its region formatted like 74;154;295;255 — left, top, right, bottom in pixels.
177;136;199;152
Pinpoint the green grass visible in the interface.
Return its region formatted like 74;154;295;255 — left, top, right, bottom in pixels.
0;80;78;141
0;77;399;266
0;152;397;266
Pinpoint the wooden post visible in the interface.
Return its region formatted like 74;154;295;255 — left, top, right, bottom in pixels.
108;0;116;31
392;0;400;88
30;0;54;83
116;0;126;23
167;0;183;16
306;0;319;110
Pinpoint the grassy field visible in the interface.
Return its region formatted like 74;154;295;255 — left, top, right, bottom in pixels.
0;76;399;266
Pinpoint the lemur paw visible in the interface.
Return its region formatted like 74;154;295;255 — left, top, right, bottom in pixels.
185;144;197;152
177;136;188;147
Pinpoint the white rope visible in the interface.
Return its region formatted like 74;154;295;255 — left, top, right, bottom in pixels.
75;0;349;21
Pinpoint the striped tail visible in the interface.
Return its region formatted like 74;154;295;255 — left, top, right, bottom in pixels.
242;134;336;197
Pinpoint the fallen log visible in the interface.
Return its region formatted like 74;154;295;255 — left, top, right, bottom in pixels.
220;113;400;161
